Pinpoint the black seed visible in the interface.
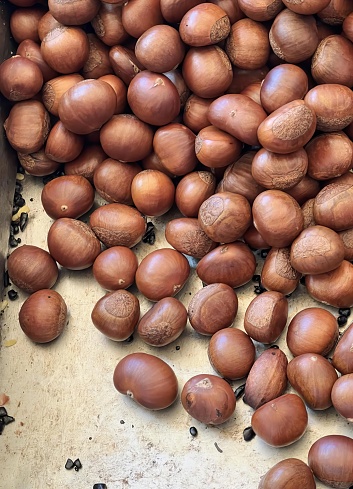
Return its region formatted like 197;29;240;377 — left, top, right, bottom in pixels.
252;274;261;283
20;213;29;232
285;293;292;298
300;276;306;286
234;384;246;400
0;420;4;435
189;426;198;437
0;407;8;417
8;290;18;301
12;206;19;215
65;459;74;470
269;344;279;349
4;270;10;288
338;315;348;327
339;308;351;318
17;238;21;244
260;250;269;259
176;346;180;350
17;165;25;174
120;420;125;424
93;484;107;489
243;426;256;442
243;395;248;405
73;459;82;471
2;415;15;425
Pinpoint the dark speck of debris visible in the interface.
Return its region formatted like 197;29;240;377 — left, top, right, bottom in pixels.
176;346;180;350
120;420;125;424
189;426;197;437
30;198;33;202
65;459;74;470
93;484;107;489
89;437;92;440
73;459;82;471
252;274;261;283
243;426;256;442
8;290;18;301
214;442;223;453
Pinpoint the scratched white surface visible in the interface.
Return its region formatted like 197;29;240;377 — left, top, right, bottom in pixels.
0;174;352;489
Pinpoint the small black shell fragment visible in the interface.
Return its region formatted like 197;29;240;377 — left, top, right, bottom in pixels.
254;285;266;295
243;426;256;442
142;222;156;245
9;236;19;248
338;315;348;327
73;459;82;471
0;407;8;417
20;213;29;232
339;308;351;318
8;290;18;301
4;270;10;288
260;250;269;259
189;426;198;437
65;459;74;470
2;415;15;425
234;384;246;400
